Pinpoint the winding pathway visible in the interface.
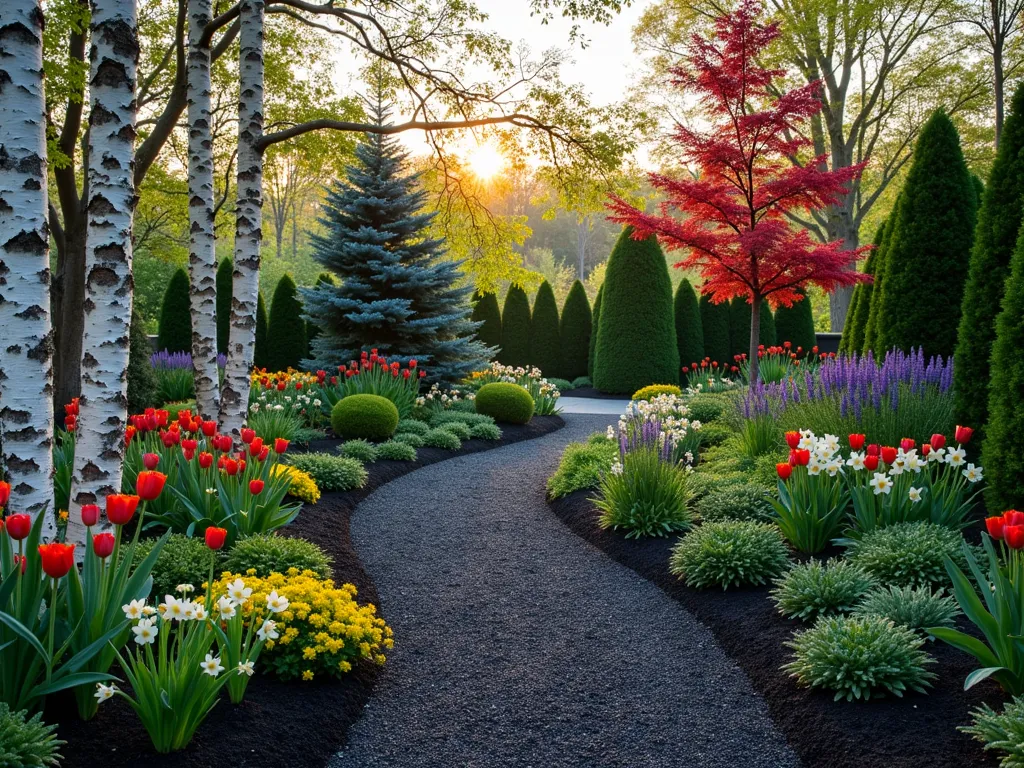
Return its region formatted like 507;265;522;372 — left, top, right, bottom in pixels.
333;414;799;768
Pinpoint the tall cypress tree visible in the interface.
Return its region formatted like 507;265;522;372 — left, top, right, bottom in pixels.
127;309;157;412
674;279;704;369
499;285;531;367
874;110;978;357
588;285;603;380
528;280;561;374
729;297;750;359
157;268;193;353
863;202;901;354
301;98;488;381
775;289;816;352
254;291;269;370
593;229;679;393
268;274;307;371
956;83;1024;431
216;258;232;355
560;280;591;380
840;222;886;355
470;291;502;354
700;293;731;364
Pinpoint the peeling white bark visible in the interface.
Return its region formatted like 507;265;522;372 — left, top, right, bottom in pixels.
0;0;57;534
186;0;220;420
219;0;264;437
69;0;138;541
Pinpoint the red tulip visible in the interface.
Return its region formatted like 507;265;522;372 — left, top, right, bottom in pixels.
202;420;217;437
204;526;227;551
136;471;167;501
38;542;76;579
81;504;100;527
930;433;947;450
955;425;974;445
258;447;270;462
198;451;214;469
143;453;160;470
900;438;915;452
1006;525;1024;550
922;444;932;456
65;414;77;431
0;481;9;508
784;431;801;449
5;513;31;540
224;459;239;476
241;428;255;444
106;494;140;525
64;398;80;416
249;479;265;495
848;434;865;451
866;444;880;456
160;430;180;448
863;455;880;471
790;449;811;467
986;516;1006;540
249;437;264;456
274;438;289;454
182;438;198;452
13;554;26;574
276;381;286;391
881;446;897;465
776;463;793;480
1005;510;1024;527
92;533;115;559
125;426;137;445
419;370;426;378
183;448;195;461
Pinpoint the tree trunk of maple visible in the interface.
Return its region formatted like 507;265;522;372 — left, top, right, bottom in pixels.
218;0;263;437
748;294;761;385
68;0;139;544
0;0;57;531
186;0;220;420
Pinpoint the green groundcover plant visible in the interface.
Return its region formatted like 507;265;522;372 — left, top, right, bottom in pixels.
852;584;959;635
771;560;877;622
669;520;790;590
0;703;63;767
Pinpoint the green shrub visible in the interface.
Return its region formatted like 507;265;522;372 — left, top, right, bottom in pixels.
784;615;936;701
221;534;333;579
840;227;884;355
291;427;326;446
571;376;592;389
687;472;749;502
697;421;734;449
962;695;1024;767
687;393;731;423
588;285;602;380
771;560;877;621
700;294;731;364
475;382;534;424
594;448;693;538
377;440;417;461
423;428;462;450
469;422;501;441
267;274;307;371
157;267;193;354
674;278;705;370
429;411;494;428
288;453;368;491
216;257;233;354
529;280;561;376
127;309;158;413
254;290;269;369
438;421;472;441
774;288;816;352
0;703;63;767
695;483;776;523
331;394;399;440
339;439;379;463
133;534;217;599
560;280;592;380
397;418;429;436
547;437;619;498
852;584;960;634
471;291;503;350
163;399;197;424
547;377;573;391
632;384;682;401
392;432;424;448
846;522;967;588
593;229;679;393
499;284;531;367
669;520;790;590
729;297;751;359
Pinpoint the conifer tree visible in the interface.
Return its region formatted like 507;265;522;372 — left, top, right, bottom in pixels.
499;285;532;367
216;257;233;354
560;280;592;380
267;274;306;371
775;289;816;352
729;298;750;359
759;300;776;347
700;294;731;364
127;310;157;413
305;273;334;361
157;268;193;353
470;291;503;355
862;203;901;354
254;291;269;370
588;286;603;380
839;222;886;355
674;279;704;369
529;280;561;375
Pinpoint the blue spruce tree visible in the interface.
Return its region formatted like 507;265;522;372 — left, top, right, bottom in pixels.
302;97;490;381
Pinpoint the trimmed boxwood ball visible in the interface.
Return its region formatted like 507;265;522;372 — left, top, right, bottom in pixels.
851;584;960;634
470;422;501;441
499;284;531;367
632;384;682;401
686;393;730;423
471;290;503;351
331;394;399;440
669;520;790;590
392;432;424;448
560;280;592;380
423;428;461;450
784;614;936;702
674;279;704;372
157;267;193;354
475;382;535;424
699;293;731;365
221;534;333;579
338;439;379;463
846;522;967;588
770;560;877;622
288;453;368;491
593;229;679;393
377;440;417;461
529;280;561;376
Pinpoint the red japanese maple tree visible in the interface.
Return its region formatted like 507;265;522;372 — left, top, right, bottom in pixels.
607;0;870;384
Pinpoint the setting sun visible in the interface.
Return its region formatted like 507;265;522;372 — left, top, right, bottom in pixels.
466;142;506;179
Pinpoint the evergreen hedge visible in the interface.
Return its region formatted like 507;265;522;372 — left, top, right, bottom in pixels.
840;223;886;355
528;280;561;376
956;83;1024;432
157;267;192;354
729;297;750;359
872;110;978;358
588;285;603;380
470;291;503;353
216;258;232;354
775;289;816;352
759;300;776;347
499;285;531;368
674;279;704;369
700;293;731;364
128;309;157;412
863;204;900;354
560;280;591;380
254;291;269;369
267;274;307;371
593;229;679;393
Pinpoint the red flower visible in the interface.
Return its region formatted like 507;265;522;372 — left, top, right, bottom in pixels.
403;369;411;380
81;504;100;527
866;444;880;456
0;481;9;508
5;513;31;540
249;437;264;456
258;447;270;462
241;428;255;444
930;433;946;450
776;463;793;480
182;438;198;452
65;414;77;431
93;533;115;559
276;381;286;391
136;471;167;501
198;451;214;469
955;425;974;445
900;438;915;452
986;516;1006;540
848;434;865;451
790;449;811;466
13;554;26;575
143;453;160;470
881;446;897;465
249;479;265;495
125;426;137;445
224;458;239;476
202;420;217;437
785;431;801;449
1006;525;1024;550
409;359;417;368
419;370;426;378
64;398;80;416
38;542;76;579
204;526;227;551
183;448;195;461
161;430;180;448
106;494;140;525
863;455;880;471
1005;510;1024;527
274;438;289;454
922;444;932;456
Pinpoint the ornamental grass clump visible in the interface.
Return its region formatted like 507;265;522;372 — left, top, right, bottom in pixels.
0;704;63;767
846;521;966;588
669;520;790;589
150;349;197;402
595;447;694;538
771;560;877;621
287;453;367;492
852;585;960;634
547;437;620;498
963;696;1024;768
784;614;936;701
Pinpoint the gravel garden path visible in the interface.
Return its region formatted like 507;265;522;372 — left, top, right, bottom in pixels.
334;414;800;768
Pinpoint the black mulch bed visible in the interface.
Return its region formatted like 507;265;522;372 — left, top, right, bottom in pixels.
51;415;564;768
548;489;1002;768
559;386;628;400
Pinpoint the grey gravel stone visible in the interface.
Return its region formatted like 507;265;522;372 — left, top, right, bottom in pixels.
334;414;800;768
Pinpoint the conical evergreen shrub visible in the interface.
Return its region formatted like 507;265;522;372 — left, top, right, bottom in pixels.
157;268;193;354
956;83;1024;431
873;110;978;357
775;289;816;352
840;223;886;355
674;279;704;369
216;258;232;355
128;309;158;412
863;203;901;354
470;291;502;353
254;291;269;370
528;281;561;375
700;293;731;364
499;285;531;368
588;286;603;380
267;274;307;371
560;280;592;380
593;229;679;393
729;298;750;359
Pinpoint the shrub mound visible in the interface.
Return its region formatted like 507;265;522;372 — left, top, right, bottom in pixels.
695;483;776;523
437;421;472;441
331;394;399;440
632;384;683;401
133;534;217;599
469;422;501;441
963;696;1024;767
339;439;379;463
547;437;619;498
475;382;535;424
669;520;790;590
392;432;425;448
287;453;368;491
221;534;333;579
852;585;960;634
423;428;461;450
429;411;495;429
770;560;877;622
846;522;966;588
396;418;429;436
377;440;417;461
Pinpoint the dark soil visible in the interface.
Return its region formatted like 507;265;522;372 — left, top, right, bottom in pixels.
50;416;564;768
548;489;1002;768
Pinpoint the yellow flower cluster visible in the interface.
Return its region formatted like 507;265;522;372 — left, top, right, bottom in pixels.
209;568;393;682
271;464;321;504
250;368;320;388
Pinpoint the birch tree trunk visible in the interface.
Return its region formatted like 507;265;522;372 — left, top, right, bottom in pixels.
218;0;264;437
0;0;57;532
186;0;220;419
69;0;139;542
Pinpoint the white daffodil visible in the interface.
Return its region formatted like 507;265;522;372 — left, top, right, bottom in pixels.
226;578;252;605
963;463;984;483
266;590;289;613
798;436;815;451
132;618;158;645
159;595;187;621
205;487;217;495
845;452;865;471
237;660;256;677
193;604;208;621
823;434;840;452
143;605;156;616
610;461;623;476
908;487;923;503
870;472;893;495
825;460;842;477
926;447;946;463
257;619;279;641
180;600;197;621
946;447;967;467
176;584;195;594
215;595;237;620
122;599;147;621
906;454;925;473
94;683;117;703
807;460;822;476
200;653;224;677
